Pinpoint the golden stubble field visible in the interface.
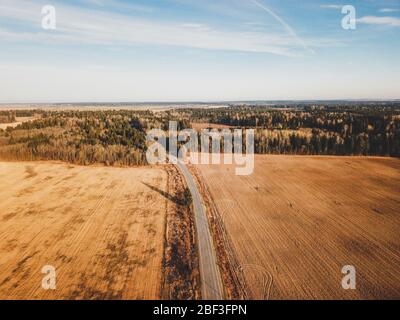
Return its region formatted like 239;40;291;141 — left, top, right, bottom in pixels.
196;156;400;299
0;162;168;299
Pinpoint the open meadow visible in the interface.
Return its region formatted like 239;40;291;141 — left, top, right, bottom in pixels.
196;156;400;299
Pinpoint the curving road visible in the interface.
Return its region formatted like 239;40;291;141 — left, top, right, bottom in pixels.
173;158;224;300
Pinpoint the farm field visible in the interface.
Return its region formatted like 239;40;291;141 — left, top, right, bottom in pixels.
0;162;169;299
0;117;37;130
195;155;400;299
190;122;234;131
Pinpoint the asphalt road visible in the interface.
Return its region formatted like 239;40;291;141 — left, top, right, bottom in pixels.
174;158;224;300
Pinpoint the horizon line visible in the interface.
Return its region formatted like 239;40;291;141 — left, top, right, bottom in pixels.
1;99;400;105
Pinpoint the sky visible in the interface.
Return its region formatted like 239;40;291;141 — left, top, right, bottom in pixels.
0;0;399;102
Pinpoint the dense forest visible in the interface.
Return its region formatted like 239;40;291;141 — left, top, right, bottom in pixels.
177;104;400;157
0;110;182;166
0;104;399;166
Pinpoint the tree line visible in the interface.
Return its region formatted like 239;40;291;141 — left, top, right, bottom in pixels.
0;110;157;165
177;104;400;157
1;105;399;166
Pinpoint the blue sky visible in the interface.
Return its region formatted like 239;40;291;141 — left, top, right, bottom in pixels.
0;0;399;102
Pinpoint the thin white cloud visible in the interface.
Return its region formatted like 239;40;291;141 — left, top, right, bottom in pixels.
0;0;316;56
180;23;211;32
358;16;400;27
379;8;399;13
250;0;314;53
320;4;342;9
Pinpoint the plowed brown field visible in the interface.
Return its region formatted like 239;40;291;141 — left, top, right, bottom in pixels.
0;162;168;299
196;156;400;299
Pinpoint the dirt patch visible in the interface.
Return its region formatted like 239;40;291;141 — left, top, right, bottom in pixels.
25;166;37;179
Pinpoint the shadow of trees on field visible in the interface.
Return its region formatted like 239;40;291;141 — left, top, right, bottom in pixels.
142;182;187;206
